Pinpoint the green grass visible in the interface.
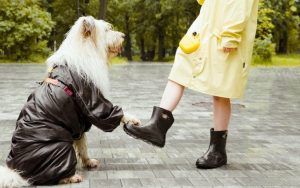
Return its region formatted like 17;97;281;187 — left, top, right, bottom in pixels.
0;56;128;65
252;54;300;67
0;55;46;64
131;55;175;63
132;54;300;66
109;56;128;64
0;59;44;63
1;54;299;67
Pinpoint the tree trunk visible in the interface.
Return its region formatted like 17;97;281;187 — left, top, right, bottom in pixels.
157;27;165;61
278;30;288;54
276;3;288;54
146;47;155;61
140;37;146;61
98;0;107;20
172;13;180;55
124;13;132;61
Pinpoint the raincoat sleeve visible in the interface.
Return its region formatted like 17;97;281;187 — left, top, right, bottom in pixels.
71;78;124;132
197;0;205;5
220;0;250;48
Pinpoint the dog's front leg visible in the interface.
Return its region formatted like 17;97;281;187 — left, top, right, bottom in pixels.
74;133;99;168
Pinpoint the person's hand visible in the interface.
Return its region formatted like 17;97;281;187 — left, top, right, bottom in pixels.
223;47;237;53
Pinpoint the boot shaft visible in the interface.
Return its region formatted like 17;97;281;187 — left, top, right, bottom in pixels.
209;128;227;153
150;106;174;132
196;128;228;169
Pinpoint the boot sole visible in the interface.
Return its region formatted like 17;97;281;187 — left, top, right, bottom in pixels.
196;161;227;169
123;125;165;148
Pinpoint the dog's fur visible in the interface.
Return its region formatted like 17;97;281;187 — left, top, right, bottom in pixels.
0;16;140;187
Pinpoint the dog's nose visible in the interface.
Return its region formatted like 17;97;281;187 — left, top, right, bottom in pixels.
121;33;125;38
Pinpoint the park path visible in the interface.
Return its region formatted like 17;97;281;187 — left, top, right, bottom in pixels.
0;63;300;187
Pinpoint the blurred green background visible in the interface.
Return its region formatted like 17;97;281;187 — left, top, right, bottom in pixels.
0;0;299;66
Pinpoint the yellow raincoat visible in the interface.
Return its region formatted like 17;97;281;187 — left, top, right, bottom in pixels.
169;0;259;98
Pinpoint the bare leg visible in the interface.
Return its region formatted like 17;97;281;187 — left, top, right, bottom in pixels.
74;133;99;168
159;80;185;112
213;96;231;131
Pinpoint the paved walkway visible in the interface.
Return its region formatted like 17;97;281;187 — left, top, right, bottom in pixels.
0;64;300;188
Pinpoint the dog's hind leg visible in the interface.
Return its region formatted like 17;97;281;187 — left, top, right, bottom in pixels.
74;133;99;168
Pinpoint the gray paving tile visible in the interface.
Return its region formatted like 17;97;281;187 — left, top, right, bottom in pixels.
121;178;142;187
158;177;193;186
153;170;174;178
89;179;122;187
70;179;89;188
170;170;201;178
0;64;300;187
235;177;292;186
188;177;210;186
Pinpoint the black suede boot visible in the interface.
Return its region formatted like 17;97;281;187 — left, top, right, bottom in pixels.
123;106;174;147
196;128;228;169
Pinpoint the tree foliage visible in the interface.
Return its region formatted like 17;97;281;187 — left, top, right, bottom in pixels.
103;0;199;61
268;0;300;53
103;0;299;61
0;0;54;60
255;0;300;61
0;0;299;62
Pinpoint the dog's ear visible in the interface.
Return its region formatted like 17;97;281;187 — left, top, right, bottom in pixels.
82;16;95;38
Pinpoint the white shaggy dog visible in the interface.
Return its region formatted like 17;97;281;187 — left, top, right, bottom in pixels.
0;16;140;187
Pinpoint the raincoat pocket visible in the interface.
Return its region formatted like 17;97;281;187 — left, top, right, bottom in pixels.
191;51;207;77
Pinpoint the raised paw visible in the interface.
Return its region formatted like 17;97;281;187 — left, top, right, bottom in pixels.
128;116;141;126
83;158;99;168
59;174;83;184
122;113;141;126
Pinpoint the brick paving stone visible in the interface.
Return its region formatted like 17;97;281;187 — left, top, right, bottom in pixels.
139;178;161;187
121;178;142;187
202;177;223;186
152;170;174;178
158;177;193;186
235;177;297;186
188;177;210;186
216;177;242;186
0;64;300;187
107;170;135;179
70;179;89;188
90;179;122;187
170;170;201;178
214;187;262;188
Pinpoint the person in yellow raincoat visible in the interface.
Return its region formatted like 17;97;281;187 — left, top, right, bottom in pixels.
124;0;259;169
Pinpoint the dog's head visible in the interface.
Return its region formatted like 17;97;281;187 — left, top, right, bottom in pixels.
47;16;123;97
80;16;125;58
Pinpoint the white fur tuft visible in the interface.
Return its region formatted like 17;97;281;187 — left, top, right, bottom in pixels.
0;166;29;188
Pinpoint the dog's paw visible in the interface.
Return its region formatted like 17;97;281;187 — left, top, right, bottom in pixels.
83;158;99;168
70;174;83;183
59;174;83;184
121;113;141;126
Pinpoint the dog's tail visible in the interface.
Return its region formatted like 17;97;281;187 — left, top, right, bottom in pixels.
0;166;29;188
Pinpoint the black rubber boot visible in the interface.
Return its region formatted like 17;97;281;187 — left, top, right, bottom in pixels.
123;106;174;148
196;128;228;169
